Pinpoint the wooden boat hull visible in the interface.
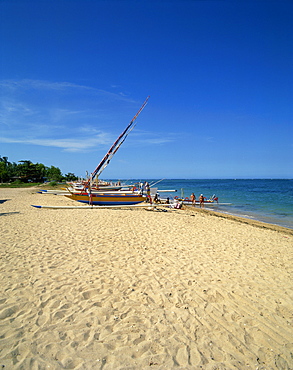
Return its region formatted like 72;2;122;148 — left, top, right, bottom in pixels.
65;193;146;205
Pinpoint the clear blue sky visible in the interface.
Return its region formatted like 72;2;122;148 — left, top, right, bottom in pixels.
1;0;292;179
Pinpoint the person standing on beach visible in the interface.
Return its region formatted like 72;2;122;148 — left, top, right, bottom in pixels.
199;194;204;208
145;182;152;204
191;193;196;206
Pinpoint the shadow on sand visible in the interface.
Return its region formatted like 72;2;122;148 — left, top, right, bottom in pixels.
0;199;11;204
0;211;20;216
0;199;18;216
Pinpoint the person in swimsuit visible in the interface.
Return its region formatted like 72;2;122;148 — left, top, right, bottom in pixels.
191;193;196;206
199;194;204;208
145;182;152;204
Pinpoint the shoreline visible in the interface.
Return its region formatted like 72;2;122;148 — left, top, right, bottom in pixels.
1;187;293;369
159;178;293;231
183;205;293;236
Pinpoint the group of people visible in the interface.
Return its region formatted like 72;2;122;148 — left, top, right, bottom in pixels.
190;193;205;208
190;193;218;208
142;182;217;210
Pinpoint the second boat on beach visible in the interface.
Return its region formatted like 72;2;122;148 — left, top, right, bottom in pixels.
64;97;150;206
65;192;146;206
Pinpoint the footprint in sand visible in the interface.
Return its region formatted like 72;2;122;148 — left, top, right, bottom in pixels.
36;310;49;327
0;305;18;319
81;289;100;300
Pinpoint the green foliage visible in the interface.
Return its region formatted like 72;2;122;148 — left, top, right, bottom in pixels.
48;181;58;187
0;162;7;182
0;156;78;184
46;166;63;182
12;179;23;185
17;160;46;182
64;172;78;182
0;156;17;182
0;182;42;188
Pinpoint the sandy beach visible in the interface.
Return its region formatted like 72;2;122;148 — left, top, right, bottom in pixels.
0;187;292;369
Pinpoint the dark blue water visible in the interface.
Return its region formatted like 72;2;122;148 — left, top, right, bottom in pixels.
114;179;293;229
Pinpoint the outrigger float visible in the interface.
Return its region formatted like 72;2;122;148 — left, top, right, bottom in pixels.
172;196;231;207
31;203;152;209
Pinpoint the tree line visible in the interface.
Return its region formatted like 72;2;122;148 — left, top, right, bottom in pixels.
0;156;78;183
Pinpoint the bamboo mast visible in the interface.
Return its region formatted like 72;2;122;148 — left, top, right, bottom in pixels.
83;96;150;189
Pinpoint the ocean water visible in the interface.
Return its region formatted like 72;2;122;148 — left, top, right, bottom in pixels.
118;179;293;230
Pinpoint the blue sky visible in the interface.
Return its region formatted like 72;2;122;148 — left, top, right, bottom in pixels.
0;0;292;179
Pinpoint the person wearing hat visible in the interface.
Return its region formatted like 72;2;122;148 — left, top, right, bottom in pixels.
199;194;205;208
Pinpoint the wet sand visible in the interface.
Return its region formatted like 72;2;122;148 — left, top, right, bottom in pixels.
1;187;292;369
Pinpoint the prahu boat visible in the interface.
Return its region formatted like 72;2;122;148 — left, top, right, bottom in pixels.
65;96;150;206
65;192;146;206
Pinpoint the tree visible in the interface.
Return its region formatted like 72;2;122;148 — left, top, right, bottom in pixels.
0;162;7;183
0;156;77;183
17;160;46;182
35;163;47;181
64;172;78;182
0;156;9;165
7;161;18;181
0;156;13;182
46;166;63;182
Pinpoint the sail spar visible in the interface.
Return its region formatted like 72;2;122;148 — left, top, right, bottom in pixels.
84;96;150;187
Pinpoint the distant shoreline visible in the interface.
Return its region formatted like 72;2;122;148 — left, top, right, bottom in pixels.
184;205;293;236
2;184;291;234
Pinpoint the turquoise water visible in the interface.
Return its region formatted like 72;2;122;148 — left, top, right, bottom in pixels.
116;179;293;229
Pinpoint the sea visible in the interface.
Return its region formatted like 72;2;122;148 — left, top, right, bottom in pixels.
113;179;293;230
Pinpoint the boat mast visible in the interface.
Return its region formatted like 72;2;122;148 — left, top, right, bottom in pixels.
84;96;150;188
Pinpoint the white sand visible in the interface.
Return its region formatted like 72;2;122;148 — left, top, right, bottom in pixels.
0;188;292;369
